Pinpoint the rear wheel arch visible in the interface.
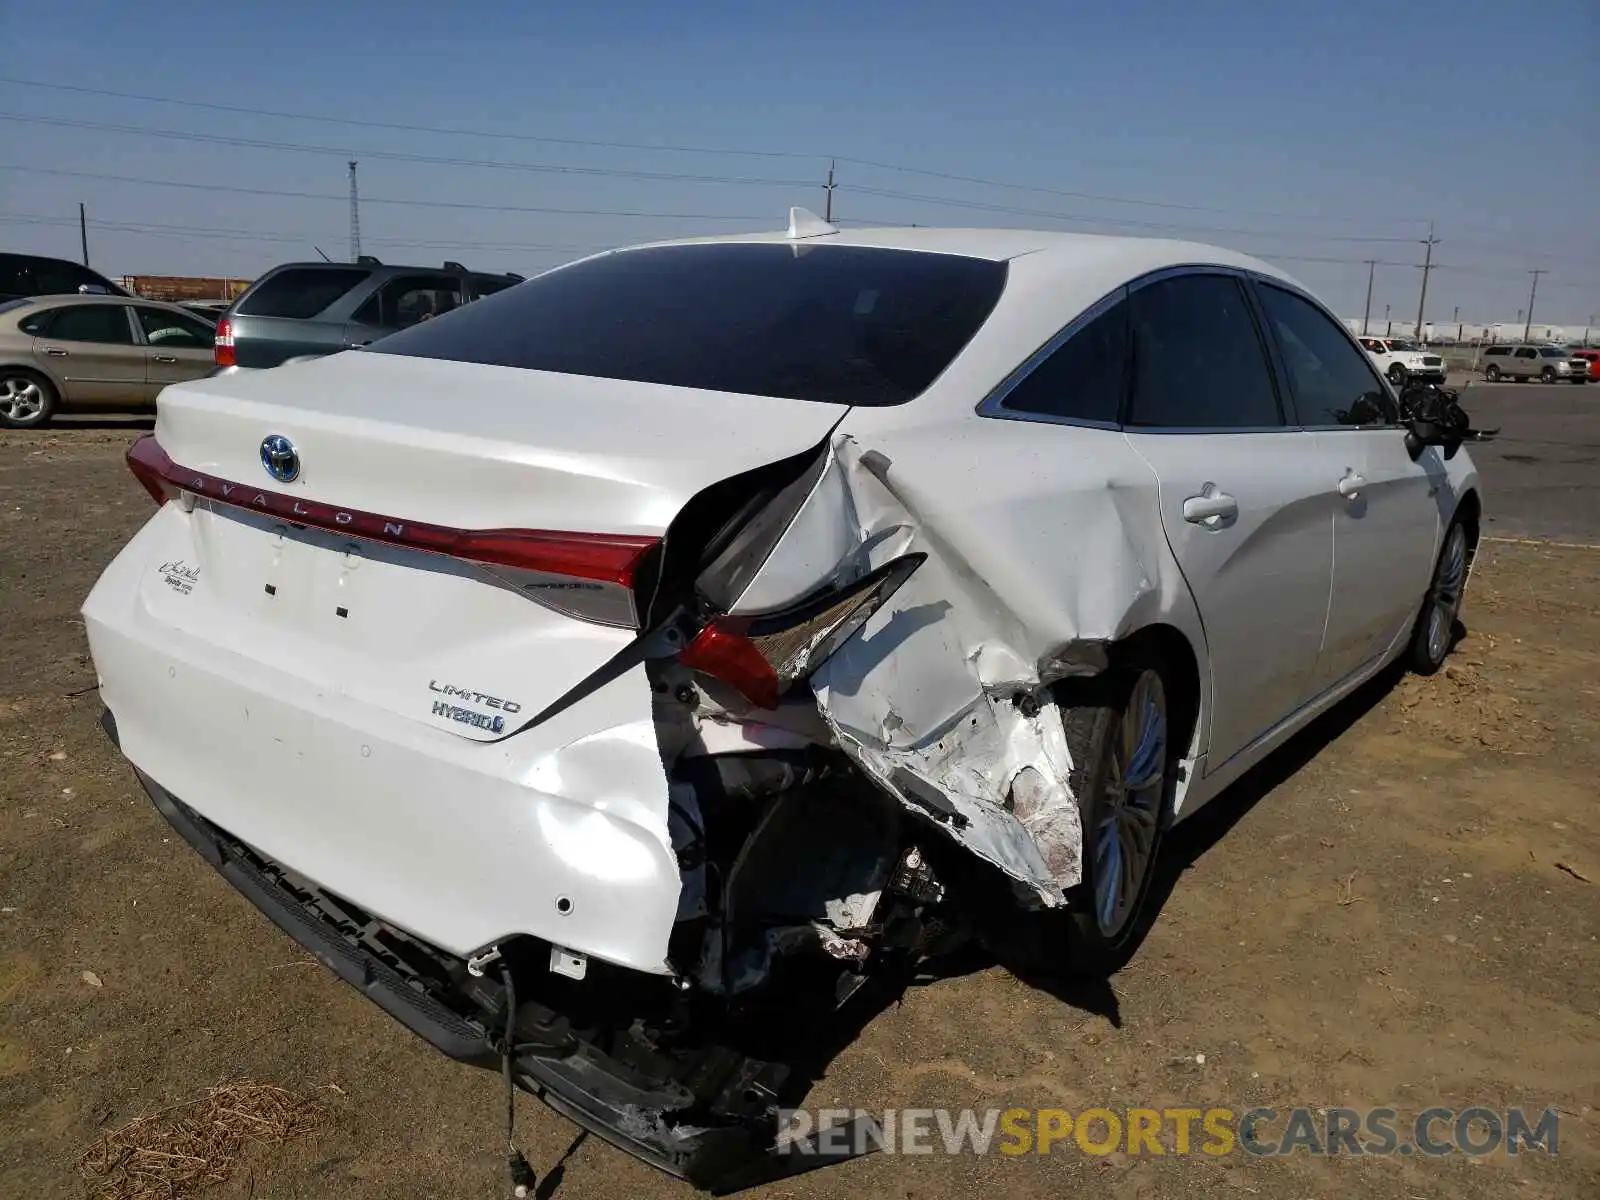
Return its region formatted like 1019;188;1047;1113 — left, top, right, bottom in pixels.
1105;624;1201;775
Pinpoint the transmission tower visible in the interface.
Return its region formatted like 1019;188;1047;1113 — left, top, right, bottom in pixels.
347;160;362;262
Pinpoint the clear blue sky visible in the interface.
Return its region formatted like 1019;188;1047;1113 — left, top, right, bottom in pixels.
2;0;1596;325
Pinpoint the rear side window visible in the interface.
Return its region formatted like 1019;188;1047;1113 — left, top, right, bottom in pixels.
1126;274;1281;429
237;267;370;319
1256;284;1394;427
42;305;134;344
352;275;464;330
370;243;1009;407
470;274;518;299
999;294;1128;424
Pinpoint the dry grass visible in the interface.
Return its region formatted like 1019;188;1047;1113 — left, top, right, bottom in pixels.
76;1082;329;1200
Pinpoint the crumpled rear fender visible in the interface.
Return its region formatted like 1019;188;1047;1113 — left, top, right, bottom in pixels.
725;427;1206;905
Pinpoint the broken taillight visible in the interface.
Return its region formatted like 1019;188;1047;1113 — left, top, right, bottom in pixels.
679;554;925;709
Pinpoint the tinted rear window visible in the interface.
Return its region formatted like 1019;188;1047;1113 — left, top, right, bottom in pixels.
0;253;121;298
370;243;1008;406
237;267;370;319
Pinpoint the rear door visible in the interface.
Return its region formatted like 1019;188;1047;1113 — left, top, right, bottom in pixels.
1513;347;1538;379
133;306;217;390
31;303;147;404
1251;278;1441;690
230;266;373;367
1118;270;1335;771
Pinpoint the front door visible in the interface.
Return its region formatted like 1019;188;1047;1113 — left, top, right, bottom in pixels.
1248;278;1443;690
1118;270;1335;771
32;303;145;405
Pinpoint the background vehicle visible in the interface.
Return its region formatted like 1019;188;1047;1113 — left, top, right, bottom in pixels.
214;257;524;371
84;220;1482;1185
0;294;216;427
0;252;131;303
1480;344;1585;383
1568;348;1597;381
1358;334;1446;387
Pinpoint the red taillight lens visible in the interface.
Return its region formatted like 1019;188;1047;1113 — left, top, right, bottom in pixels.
126;434;172;506
679;554;925;709
214;318;235;368
120;434;659;623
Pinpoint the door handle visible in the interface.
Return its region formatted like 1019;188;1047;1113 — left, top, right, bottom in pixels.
152;354;178;364
1337;471;1367;499
1182;488;1238;526
42;346;68;357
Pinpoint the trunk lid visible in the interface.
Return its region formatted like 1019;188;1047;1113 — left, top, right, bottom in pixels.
143;352;846;730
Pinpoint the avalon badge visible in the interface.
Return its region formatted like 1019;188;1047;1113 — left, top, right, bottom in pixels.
260;434;299;483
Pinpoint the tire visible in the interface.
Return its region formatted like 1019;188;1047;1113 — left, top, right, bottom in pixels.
0;369;57;429
1387;364;1408;387
1407;518;1472;675
999;654;1177;980
1541;367;1557;384
1485;363;1501;382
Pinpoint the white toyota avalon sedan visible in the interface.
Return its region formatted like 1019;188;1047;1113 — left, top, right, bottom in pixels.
83;211;1482;1186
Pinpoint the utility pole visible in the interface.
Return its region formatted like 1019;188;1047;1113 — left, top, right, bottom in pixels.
348;160;362;263
1523;270;1543;342
78;202;89;266
823;160;836;223
1384;303;1391;335
1361;260;1376;335
1415;221;1438;342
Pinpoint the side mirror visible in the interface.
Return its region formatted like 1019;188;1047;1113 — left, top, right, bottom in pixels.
1404;419;1464;461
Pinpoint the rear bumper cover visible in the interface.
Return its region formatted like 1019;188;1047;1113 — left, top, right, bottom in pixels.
107;710;842;1192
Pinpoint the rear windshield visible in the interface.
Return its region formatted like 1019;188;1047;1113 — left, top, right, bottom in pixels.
0;253;122;298
237;267;370;319
369;243;1009;406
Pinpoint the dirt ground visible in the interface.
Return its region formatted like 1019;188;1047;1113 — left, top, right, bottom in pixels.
2;420;1597;1200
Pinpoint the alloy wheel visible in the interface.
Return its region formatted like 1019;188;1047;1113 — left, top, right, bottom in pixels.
0;375;45;424
1425;524;1469;664
1094;670;1167;937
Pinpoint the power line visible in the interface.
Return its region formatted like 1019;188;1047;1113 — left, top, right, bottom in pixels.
840;186;1420;243
0;76;823;162
0;213;605;254
0;75;1430;227
0;112;819;188
0;163;774;221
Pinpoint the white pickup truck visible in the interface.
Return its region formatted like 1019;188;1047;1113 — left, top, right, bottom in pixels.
1358;336;1447;387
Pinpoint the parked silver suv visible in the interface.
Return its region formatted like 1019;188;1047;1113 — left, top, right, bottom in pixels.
1480;344;1587;384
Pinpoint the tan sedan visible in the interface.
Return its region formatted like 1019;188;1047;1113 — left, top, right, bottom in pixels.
0;294;217;428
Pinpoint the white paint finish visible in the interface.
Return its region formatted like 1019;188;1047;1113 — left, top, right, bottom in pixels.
729;446;862;613
83;223;1485;956
83;508;681;971
1122;429;1336;773
155;351;846;535
1314;431;1447;689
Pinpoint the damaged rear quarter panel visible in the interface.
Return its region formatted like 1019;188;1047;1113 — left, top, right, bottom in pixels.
728;412;1208;905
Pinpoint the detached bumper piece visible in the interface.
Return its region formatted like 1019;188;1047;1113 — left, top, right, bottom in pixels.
107;711;869;1192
